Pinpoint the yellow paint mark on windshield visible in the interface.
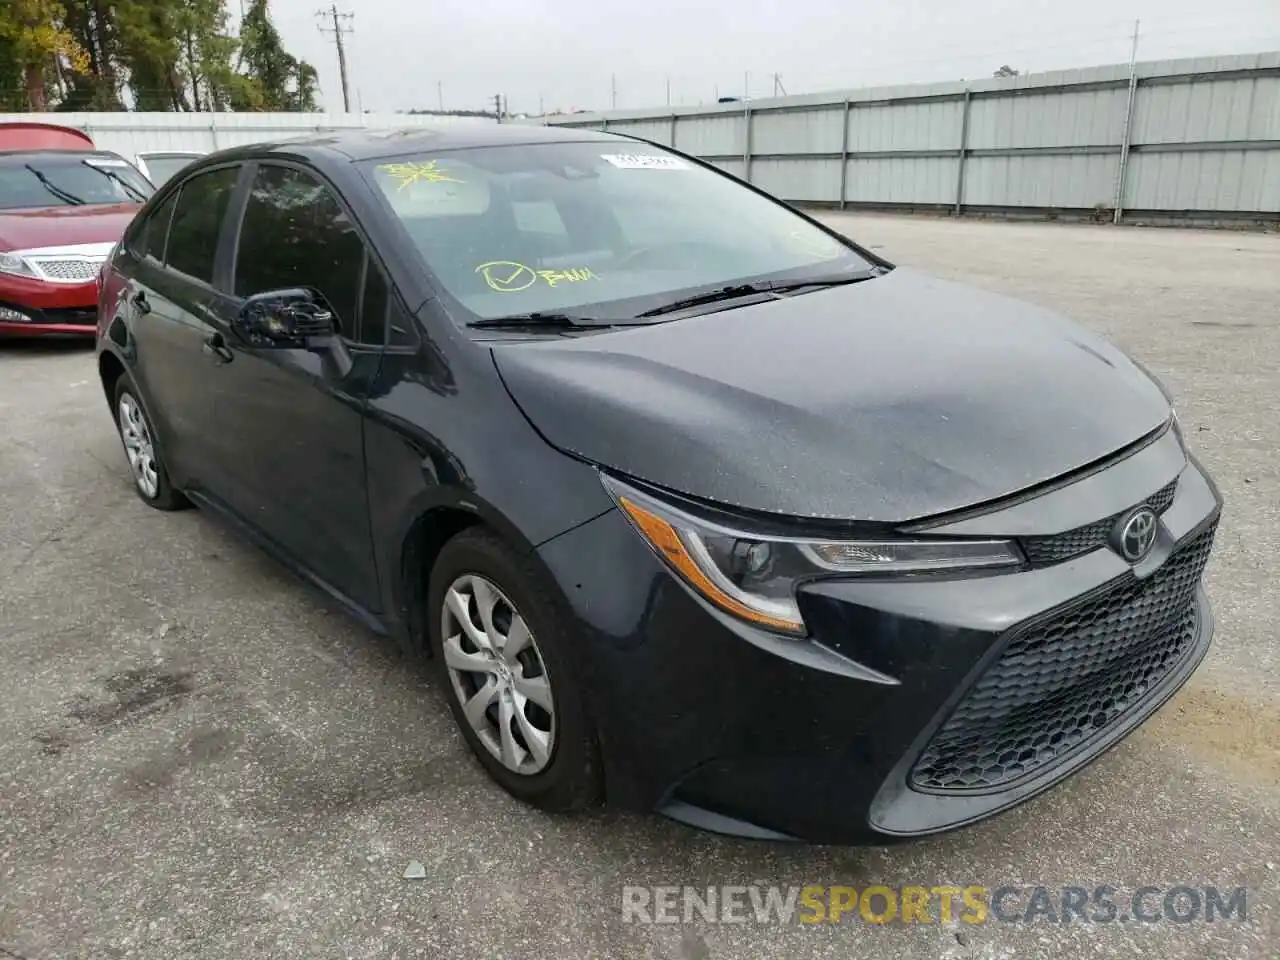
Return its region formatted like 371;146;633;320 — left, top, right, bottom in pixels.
475;261;601;292
476;260;537;292
378;160;465;189
536;267;598;287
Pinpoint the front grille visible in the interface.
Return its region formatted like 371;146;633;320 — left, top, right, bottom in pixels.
910;520;1216;794
1021;478;1179;565
31;258;101;282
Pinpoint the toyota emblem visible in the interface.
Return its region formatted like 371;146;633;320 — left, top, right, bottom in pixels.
1114;506;1158;562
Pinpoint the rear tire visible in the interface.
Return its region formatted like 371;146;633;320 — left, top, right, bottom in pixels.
428;528;601;813
112;375;188;511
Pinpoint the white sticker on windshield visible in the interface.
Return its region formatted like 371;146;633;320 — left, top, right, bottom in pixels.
600;153;689;170
84;157;131;168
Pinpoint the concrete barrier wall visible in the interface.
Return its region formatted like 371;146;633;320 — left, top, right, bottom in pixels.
542;52;1280;222
2;111;495;161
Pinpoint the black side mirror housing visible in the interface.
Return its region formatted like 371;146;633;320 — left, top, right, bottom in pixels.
233;287;352;377
234;287;337;349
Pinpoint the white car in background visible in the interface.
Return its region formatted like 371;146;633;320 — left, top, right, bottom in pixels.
133;151;203;186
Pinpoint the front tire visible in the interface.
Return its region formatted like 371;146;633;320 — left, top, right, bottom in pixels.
428;528;600;813
112;375;188;511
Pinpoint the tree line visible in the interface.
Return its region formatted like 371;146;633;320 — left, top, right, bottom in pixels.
0;0;320;113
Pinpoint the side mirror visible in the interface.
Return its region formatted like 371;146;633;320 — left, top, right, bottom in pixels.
234;287;337;349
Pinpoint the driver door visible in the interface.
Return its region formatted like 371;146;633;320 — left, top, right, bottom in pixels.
203;161;387;612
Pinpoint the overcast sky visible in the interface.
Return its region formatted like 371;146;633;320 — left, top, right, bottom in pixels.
259;0;1278;115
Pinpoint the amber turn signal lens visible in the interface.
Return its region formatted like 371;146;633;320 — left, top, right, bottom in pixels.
616;495;805;633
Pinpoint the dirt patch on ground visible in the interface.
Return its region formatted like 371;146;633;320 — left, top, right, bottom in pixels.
1144;681;1280;786
68;666;194;727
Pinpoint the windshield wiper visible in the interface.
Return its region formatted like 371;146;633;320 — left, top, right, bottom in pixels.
468;312;620;331
635;268;883;319
24;164;85;206
81;160;149;202
763;268;886;294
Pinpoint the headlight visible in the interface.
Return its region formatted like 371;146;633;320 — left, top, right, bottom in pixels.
602;475;1023;636
0;252;39;279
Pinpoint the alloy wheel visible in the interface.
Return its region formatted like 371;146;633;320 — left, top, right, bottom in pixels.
117;393;159;499
441;574;556;775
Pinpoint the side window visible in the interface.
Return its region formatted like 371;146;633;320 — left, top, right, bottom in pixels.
361;251;418;348
128;189;178;261
234;164;368;342
165;167;239;283
360;254;388;347
388;296;417;347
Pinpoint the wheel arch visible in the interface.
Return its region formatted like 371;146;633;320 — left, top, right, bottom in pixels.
395;492;547;656
97;348;127;413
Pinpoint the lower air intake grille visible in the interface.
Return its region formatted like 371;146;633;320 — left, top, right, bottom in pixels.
909;521;1216;794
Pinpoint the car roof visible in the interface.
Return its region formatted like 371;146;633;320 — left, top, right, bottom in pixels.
0;148;129;162
204;123;627;165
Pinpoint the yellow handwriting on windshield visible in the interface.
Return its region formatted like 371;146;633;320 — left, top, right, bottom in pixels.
536;268;599;287
378;160;465;189
476;260;537;292
475;262;600;292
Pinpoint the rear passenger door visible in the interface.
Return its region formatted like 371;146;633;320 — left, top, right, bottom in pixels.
205;161;394;612
125;165;242;488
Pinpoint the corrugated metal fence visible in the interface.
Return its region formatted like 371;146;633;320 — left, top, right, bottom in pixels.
544;52;1280;223
2;111;495;160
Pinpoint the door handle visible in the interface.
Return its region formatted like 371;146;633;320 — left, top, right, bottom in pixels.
130;290;151;314
202;331;234;364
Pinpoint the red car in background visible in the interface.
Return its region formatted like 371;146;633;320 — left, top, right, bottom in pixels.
0;121;153;339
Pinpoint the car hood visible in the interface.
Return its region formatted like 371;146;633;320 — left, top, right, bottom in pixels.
490;267;1172;523
0;203;140;251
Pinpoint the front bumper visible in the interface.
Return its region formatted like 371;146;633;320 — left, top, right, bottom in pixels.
535;431;1221;844
0;275;98;337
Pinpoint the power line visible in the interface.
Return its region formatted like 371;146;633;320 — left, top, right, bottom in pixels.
315;3;354;113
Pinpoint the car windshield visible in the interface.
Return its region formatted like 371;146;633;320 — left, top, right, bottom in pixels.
142;154;199;186
0;153;155;210
360;141;876;323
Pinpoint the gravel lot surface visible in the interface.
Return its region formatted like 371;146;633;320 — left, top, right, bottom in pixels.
1;214;1276;959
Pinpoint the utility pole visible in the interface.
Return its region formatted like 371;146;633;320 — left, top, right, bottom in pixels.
492;93;504;123
611;73;617;109
773;73;786;97
665;75;671;106
1113;19;1142;224
316;3;354;112
437;81;443;112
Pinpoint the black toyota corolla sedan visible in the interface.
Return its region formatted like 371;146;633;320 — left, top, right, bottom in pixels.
95;124;1221;843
